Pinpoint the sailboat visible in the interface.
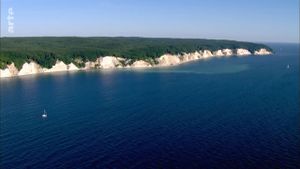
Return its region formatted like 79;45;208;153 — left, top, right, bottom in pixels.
287;64;290;69
42;109;47;118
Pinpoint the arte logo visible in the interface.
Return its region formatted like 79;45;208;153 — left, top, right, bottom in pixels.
7;8;14;33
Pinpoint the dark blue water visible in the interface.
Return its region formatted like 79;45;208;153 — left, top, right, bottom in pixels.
1;44;299;169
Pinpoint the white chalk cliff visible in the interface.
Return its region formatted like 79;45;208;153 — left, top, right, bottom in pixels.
100;56;124;69
254;48;272;55
156;54;181;66
68;63;79;71
213;50;225;57
222;49;233;56
43;61;67;73
236;48;252;56
0;63;19;78
18;62;43;76
131;60;152;68
0;48;272;78
201;50;214;59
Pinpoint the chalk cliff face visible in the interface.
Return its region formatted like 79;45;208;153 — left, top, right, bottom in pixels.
222;49;233;56
254;48;272;55
0;61;80;78
84;61;96;69
236;48;251;56
68;63;79;71
213;50;225;57
156;54;181;66
44;61;68;73
180;51;201;62
0;63;19;78
18;62;43;76
100;56;124;69
43;61;79;73
202;50;214;59
131;60;152;68
0;48;272;78
0;68;11;78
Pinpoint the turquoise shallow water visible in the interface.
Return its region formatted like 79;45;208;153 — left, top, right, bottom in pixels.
0;43;299;169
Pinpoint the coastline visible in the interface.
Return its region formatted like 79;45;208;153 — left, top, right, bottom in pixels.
0;48;271;78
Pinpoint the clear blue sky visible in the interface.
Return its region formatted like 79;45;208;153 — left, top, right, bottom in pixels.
1;0;299;43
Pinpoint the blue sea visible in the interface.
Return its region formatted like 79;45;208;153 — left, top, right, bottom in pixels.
0;43;299;169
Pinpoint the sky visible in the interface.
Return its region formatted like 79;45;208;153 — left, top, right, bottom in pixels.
1;0;299;43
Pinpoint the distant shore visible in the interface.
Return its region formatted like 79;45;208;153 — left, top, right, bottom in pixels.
0;48;271;78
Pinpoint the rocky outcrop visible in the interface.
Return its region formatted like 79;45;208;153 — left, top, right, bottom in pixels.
0;48;272;78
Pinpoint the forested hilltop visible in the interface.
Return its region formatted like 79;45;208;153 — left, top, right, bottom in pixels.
0;37;272;69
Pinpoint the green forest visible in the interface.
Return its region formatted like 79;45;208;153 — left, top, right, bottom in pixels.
0;37;272;69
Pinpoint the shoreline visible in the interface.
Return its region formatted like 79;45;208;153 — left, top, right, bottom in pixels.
0;48;272;78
